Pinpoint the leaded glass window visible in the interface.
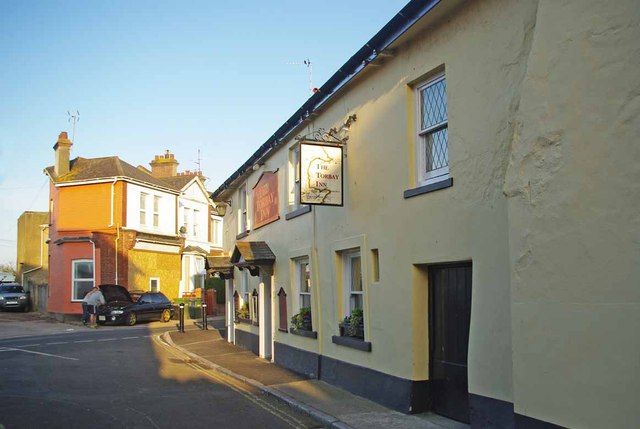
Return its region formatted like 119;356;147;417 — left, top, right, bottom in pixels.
417;75;449;184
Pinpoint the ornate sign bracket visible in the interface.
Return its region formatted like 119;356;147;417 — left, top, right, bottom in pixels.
294;114;356;154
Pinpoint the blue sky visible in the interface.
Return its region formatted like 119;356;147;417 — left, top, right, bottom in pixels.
0;0;407;263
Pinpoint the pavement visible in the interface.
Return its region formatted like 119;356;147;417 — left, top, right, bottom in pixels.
164;327;469;429
0;311;324;429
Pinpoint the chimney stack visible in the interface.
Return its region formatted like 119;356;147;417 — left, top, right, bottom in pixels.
149;150;179;178
53;131;73;176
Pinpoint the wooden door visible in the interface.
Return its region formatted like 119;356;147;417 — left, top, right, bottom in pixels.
429;263;472;423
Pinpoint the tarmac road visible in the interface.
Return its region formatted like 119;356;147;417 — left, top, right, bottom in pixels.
0;313;323;429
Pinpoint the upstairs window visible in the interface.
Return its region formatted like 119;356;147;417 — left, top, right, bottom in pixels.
153;196;160;227
211;216;223;247
193;209;200;237
416;74;448;185
139;193;148;225
238;184;249;234
288;145;301;210
183;208;190;235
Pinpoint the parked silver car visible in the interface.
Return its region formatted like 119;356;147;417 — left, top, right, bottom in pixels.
0;283;30;312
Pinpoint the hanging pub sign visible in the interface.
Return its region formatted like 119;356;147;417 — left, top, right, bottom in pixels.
299;142;343;206
252;171;279;229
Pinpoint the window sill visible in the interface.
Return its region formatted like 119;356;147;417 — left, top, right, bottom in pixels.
403;177;453;199
285;205;311;220
290;328;318;339
331;335;372;352
236;231;249;240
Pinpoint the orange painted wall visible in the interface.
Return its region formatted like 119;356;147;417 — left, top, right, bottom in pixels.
48;181;123;314
56;182;125;231
48;241;102;314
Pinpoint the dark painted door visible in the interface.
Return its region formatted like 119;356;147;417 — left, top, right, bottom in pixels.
429;263;472;423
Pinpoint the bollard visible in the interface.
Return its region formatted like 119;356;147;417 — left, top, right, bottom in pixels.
178;303;185;333
201;303;208;330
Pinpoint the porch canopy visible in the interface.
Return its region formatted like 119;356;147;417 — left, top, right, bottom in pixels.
230;241;275;276
206;255;234;279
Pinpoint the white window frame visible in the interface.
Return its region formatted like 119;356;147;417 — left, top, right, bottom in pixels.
139;192;148;226
152;195;160;227
294;257;311;312
193;209;200;237
342;249;363;317
71;259;94;302
149;277;160;293
183;207;190;235
415;73;449;186
211;216;223;247
288;145;302;210
239;269;249;304
238;184;249;234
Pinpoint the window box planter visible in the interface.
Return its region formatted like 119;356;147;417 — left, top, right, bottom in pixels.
289;328;318;339
332;335;372;352
338;321;364;339
236;317;252;325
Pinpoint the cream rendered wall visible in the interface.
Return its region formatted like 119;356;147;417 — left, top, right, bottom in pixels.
219;0;546;407
504;0;640;427
180;181;213;251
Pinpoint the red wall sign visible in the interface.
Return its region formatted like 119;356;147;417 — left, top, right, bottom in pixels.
252;171;279;229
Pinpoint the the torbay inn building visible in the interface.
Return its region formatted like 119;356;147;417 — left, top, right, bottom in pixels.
207;0;639;428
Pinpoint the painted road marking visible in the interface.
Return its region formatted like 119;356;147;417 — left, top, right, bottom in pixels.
121;336;139;339
1;347;79;361
97;338;116;342
46;342;69;345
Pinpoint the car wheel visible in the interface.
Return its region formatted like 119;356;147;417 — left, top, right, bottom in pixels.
127;312;137;326
23;306;29;313
160;309;171;323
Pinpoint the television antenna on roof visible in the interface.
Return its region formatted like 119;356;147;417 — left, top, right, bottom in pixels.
287;59;317;95
67;110;80;142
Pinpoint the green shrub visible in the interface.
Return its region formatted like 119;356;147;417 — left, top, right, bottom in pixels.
290;306;312;331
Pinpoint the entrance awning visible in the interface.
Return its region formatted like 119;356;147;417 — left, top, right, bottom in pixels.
206;256;234;279
230;241;275;276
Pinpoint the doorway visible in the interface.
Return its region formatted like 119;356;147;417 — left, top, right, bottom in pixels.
429;262;472;423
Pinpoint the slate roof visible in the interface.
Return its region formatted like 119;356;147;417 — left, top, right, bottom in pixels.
45;156;177;191
230;241;276;266
206;255;234;279
161;174;199;191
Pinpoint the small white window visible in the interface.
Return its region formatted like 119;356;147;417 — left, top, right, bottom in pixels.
239;269;249;303
342;249;363;317
193;209;200;237
238;184;249;234
211;216;223;247
139;193;148;225
153;196;160;227
288;145;302;210
183;208;190;235
416;74;449;185
149;277;160;292
294;257;311;311
72;259;94;301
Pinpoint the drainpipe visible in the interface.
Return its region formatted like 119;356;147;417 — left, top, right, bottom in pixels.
109;178;117;227
114;226;119;284
21;224;47;287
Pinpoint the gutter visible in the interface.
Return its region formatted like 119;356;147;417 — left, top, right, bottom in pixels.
46;174;180;195
211;0;441;199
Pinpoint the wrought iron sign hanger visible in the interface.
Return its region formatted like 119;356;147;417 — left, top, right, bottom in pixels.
295;114;357;147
